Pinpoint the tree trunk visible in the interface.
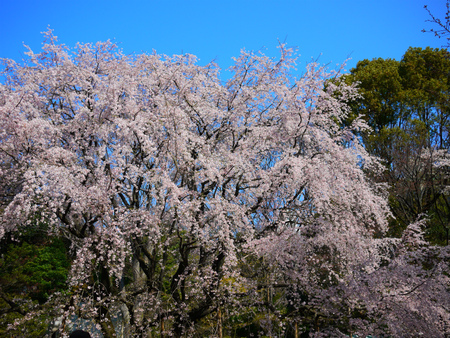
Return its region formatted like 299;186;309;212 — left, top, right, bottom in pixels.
217;307;223;338
99;305;117;338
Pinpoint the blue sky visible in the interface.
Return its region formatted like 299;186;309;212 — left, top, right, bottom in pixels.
0;0;446;77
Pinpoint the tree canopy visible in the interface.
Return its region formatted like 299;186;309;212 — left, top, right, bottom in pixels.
0;31;449;337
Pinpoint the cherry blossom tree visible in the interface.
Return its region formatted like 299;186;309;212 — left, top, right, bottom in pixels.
0;30;448;337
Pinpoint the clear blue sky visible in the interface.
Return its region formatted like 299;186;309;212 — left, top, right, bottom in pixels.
0;0;447;77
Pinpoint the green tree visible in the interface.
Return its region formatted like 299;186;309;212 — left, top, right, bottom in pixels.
343;47;450;244
344;57;405;133
399;47;450;148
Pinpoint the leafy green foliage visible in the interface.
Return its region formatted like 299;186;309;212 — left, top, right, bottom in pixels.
342;47;450;244
0;239;69;303
0;224;70;336
345;58;405;132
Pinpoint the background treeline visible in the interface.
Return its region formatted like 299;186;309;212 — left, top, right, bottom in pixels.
341;46;450;244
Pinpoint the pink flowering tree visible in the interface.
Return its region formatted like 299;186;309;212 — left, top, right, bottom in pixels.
1;30;448;337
